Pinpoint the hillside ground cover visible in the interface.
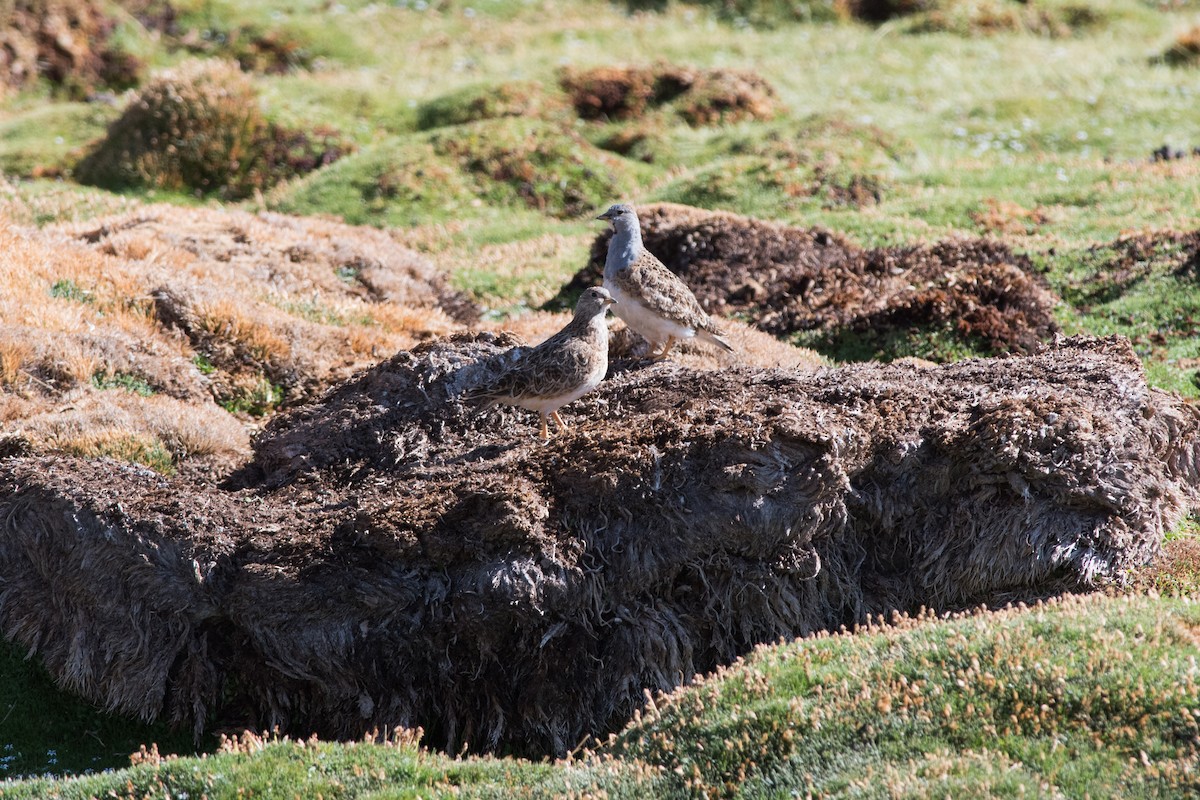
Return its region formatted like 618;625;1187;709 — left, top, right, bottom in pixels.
4;0;1200;793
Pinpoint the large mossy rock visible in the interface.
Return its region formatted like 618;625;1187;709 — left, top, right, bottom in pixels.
0;335;1196;755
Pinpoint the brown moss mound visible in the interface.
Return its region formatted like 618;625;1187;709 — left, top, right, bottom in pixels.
74;60;354;199
1;335;1195;756
0;0;141;97
559;63;776;126
561;203;1059;359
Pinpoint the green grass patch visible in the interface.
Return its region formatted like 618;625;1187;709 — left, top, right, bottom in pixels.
603;593;1200;798
192;353;217;375
7;594;1200;796
794;322;994;364
1038;234;1200;397
0;104;118;179
47;280;93;304
220;376;284;417
90;371;156;397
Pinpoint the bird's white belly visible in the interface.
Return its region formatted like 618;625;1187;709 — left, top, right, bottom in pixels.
604;279;694;345
512;355;607;414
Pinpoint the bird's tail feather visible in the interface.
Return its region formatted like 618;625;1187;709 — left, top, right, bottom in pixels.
698;328;734;353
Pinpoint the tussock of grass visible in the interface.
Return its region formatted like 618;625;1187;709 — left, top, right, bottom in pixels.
416;80;566;130
0;199;469;470
6;594;1199;796
74;60;354;200
602;593;1200;798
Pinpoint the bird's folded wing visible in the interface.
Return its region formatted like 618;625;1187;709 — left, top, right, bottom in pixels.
618;250;722;332
472;339;590;401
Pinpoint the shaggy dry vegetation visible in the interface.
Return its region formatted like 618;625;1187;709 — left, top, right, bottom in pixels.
0;202;474;474
0;334;1195;759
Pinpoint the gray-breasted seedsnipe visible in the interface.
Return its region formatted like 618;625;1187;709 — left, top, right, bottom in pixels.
597;203;733;360
470;286;616;442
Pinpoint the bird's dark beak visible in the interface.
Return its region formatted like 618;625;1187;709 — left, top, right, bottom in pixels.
596;210;612;221
607;297;617;306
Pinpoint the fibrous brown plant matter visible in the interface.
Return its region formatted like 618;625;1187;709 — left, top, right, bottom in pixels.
562;203;1059;357
1;335;1195;756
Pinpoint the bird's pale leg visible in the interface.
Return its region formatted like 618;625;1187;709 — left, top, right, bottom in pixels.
538;414;550;443
651;336;676;361
551;410;568;432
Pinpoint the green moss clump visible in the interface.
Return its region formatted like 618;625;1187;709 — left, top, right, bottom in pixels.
430;118;642;218
269;137;479;226
416;80;565;130
74;60;353;199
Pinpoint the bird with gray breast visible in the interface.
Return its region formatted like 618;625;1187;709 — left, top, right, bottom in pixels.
469;286;616;442
597;203;733;360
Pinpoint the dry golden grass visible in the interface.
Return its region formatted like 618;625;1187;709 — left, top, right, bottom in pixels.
0;200;474;471
970;198;1051;236
0;177;140;226
6;392;250;472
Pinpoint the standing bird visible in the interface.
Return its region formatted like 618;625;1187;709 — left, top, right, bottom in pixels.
597;203;733;360
469;286;616;442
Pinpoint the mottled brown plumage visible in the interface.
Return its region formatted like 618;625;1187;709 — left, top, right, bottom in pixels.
470;286;615;441
598;203;732;360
